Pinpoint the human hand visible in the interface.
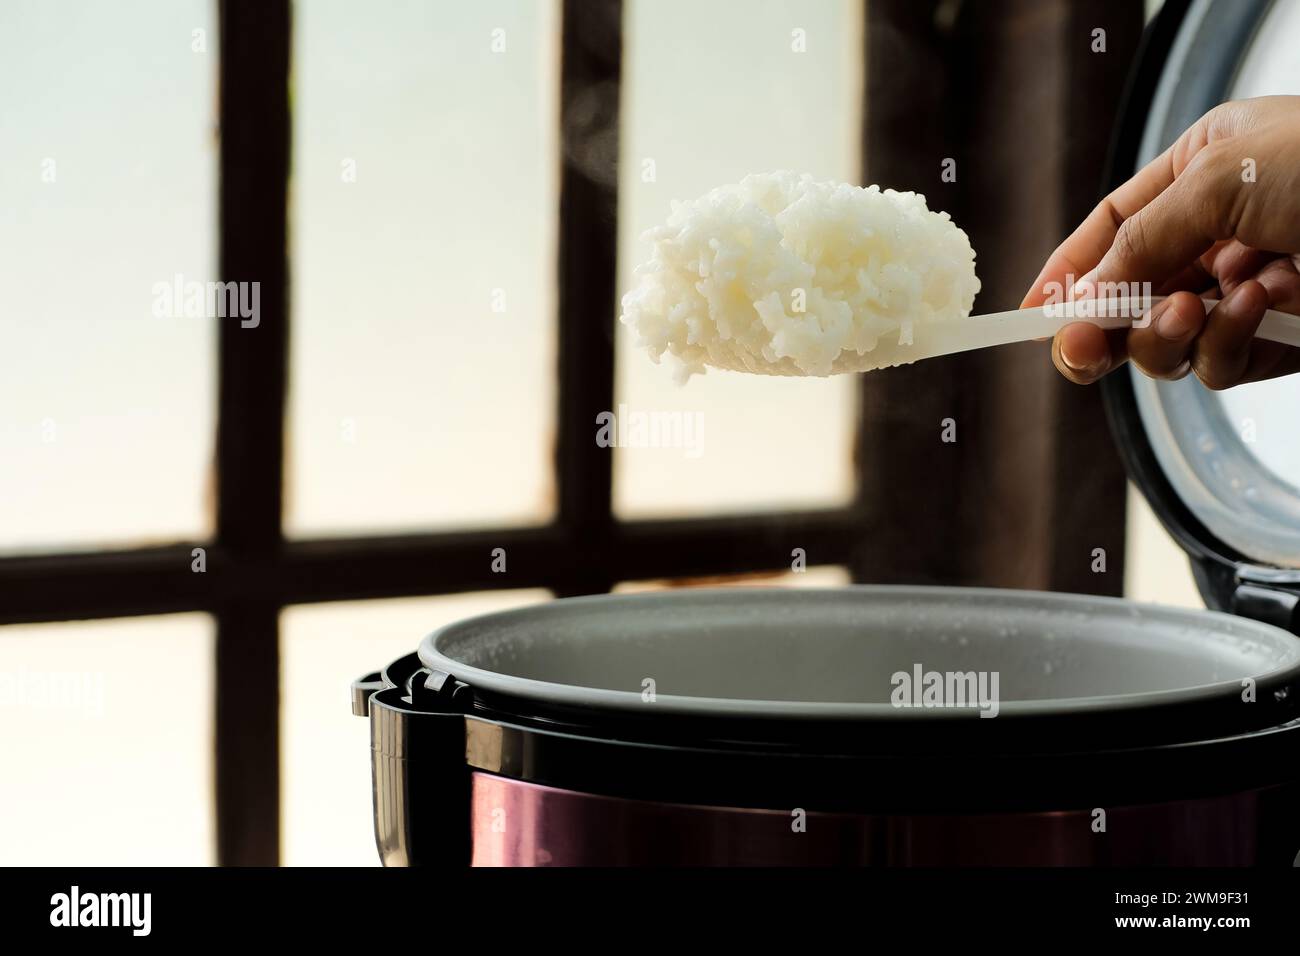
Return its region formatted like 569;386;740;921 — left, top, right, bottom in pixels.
1021;96;1300;388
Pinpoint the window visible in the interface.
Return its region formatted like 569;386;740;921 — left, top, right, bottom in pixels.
1;0;1146;864
0;0;216;553
614;0;861;518
0;614;214;866
288;0;560;535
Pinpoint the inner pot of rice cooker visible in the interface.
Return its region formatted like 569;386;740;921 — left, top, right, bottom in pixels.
350;0;1300;866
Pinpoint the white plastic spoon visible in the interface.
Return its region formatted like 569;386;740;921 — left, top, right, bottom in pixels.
860;296;1300;370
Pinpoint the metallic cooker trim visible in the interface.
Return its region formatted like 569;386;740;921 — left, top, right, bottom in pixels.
468;773;1297;866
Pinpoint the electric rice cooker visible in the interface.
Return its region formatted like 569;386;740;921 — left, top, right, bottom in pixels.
351;0;1300;866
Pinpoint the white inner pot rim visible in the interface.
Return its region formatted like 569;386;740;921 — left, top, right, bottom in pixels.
418;586;1300;720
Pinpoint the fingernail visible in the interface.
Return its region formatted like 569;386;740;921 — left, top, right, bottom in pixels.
1218;281;1252;311
1060;344;1101;375
1155;299;1196;340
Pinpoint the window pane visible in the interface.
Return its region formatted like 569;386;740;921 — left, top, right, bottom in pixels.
614;565;850;593
1123;486;1202;609
614;0;861;518
0;614;214;865
281;589;551;866
0;0;217;553
288;0;559;536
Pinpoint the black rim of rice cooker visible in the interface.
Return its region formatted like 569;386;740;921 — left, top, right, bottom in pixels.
1100;0;1300;627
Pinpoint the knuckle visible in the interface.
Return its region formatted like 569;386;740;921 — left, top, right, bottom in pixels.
1199;101;1236;131
1113;216;1146;264
1188;138;1234;174
1181;145;1238;235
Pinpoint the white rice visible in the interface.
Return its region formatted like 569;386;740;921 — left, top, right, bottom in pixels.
619;171;980;381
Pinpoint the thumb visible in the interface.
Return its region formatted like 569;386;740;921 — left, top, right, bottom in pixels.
1085;149;1235;294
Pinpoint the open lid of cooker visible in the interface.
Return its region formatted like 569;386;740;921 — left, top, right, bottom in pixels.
1102;0;1300;620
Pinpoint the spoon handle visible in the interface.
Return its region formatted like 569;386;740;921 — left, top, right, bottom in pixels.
962;297;1300;350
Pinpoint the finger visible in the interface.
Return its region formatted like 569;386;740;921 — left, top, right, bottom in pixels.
1021;103;1247;309
1052;322;1128;384
1156;261;1217;296
1232;337;1300;385
1021;150;1180;308
1231;257;1300;384
1126;291;1207;379
1203;241;1279;296
1250;255;1300;313
1190;279;1269;389
1158;240;1265;296
1089;144;1239;292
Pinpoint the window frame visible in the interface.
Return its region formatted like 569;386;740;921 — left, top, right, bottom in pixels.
0;0;863;865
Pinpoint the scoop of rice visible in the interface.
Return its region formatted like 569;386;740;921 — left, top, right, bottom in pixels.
619;171;980;381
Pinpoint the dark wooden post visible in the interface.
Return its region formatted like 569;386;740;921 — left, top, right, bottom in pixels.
215;0;291;866
855;0;1142;594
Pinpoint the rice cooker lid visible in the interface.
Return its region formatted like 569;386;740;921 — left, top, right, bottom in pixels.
1102;0;1300;619
417;586;1300;749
